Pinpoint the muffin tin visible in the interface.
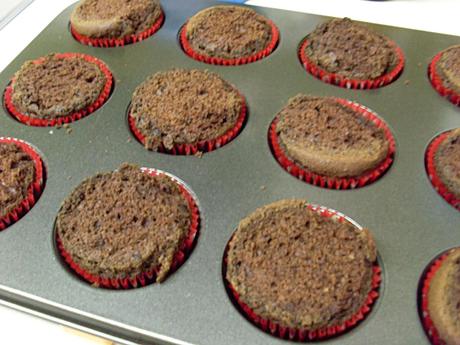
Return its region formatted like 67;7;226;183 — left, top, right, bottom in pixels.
0;1;459;344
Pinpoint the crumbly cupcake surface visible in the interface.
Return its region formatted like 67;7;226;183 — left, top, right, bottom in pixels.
70;0;162;39
130;69;242;150
305;18;397;80
226;199;377;330
185;5;273;59
436;45;460;93
275;95;389;178
427;248;460;345
11;54;106;120
56;164;192;283
435;129;460;199
0;143;36;218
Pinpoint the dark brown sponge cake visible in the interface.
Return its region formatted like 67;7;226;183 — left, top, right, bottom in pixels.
427;248;460;345
0;143;36;218
436;45;460;94
304;18;398;80
130;69;243;151
275;95;390;178
434;128;460;200
10;54;107;120
56;164;192;284
70;0;162;39
185;6;273;59
225;199;377;331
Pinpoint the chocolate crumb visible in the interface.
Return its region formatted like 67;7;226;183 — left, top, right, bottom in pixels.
186;6;273;59
11;54;106;120
0;143;36;218
226;200;377;330
305;18;397;80
130;69;242;151
56;164;193;283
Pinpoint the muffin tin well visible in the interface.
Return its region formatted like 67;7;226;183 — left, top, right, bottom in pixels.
0;1;459;344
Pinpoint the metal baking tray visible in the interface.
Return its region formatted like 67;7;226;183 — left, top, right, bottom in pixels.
0;1;459;344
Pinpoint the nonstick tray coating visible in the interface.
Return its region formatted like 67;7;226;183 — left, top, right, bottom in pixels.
0;1;459;344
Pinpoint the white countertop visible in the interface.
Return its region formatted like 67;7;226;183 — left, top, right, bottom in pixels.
0;0;458;344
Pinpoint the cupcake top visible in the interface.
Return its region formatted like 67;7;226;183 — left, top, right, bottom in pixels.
435;128;460;199
436;45;460;93
304;18;397;80
275;95;390;177
0;143;36;218
10;54;107;120
427;248;460;345
226;199;377;330
70;0;162;39
130;69;242;151
185;5;273;59
56;164;192;283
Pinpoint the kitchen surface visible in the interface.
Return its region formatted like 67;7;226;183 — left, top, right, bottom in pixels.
0;0;459;344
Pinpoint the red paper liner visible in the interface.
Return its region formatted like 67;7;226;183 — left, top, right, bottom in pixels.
269;99;396;189
298;38;405;89
56;168;200;289
70;11;164;47
0;137;45;231
428;50;460;106
223;204;382;341
4;53;113;127
419;249;455;345
128;94;247;155
425;130;460;211
179;19;279;66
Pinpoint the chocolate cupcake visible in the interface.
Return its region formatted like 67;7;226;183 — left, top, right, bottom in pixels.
55;164;199;289
269;95;395;189
426;128;460;210
4;53;112;126
429;45;460;106
70;0;164;47
420;248;460;345
0;138;44;231
180;5;279;65
299;18;404;89
129;69;246;155
224;200;381;341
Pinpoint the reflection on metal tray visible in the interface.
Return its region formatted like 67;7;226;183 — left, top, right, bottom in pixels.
0;0;33;30
0;0;459;344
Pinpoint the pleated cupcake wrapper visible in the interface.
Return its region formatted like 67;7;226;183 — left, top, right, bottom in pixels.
0;137;44;231
298;38;405;89
428;51;460;106
269;99;396;189
425;130;460;211
128;94;247;155
420;251;451;345
224;204;382;342
71;11;165;48
4;53;113;127
179;19;279;66
56;168;200;289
